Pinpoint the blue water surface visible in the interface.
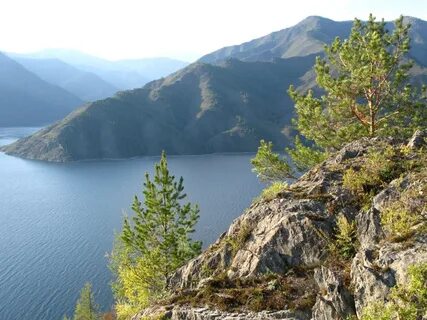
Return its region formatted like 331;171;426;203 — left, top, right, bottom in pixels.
0;127;263;320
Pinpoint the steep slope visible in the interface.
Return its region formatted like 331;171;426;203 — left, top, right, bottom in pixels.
200;16;353;63
0;53;83;127
1;55;316;161
200;16;427;66
11;49;189;90
13;57;118;101
136;130;427;320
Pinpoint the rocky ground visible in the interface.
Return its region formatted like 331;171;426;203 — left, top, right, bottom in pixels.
134;130;427;320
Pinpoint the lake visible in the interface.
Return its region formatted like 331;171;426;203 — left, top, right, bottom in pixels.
0;127;264;320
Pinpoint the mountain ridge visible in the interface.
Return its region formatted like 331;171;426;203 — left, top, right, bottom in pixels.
12;56;118;101
9;50;189;90
3;16;427;159
1;55;317;161
199;16;427;66
0;52;83;127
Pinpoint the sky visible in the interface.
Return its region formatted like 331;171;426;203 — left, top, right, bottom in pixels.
0;0;426;62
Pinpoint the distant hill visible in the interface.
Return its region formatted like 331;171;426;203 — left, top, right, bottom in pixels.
3;16;427;160
13;57;118;101
200;16;427;67
11;50;189;90
1;56;315;161
0;52;83;127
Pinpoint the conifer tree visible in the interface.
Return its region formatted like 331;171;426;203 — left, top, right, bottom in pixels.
252;15;426;177
110;151;201;318
288;15;426;164
73;283;99;320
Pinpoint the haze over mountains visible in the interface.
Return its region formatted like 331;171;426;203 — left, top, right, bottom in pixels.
0;49;189;126
13;57;118;101
0;52;83;126
3;16;427;160
9;50;189;90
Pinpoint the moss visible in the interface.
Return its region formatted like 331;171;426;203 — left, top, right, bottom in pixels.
164;272;316;313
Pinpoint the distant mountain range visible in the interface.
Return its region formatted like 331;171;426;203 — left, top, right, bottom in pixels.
13;57;118;101
3;16;427;161
0;52;83;127
9;49;189;90
0;49;189;126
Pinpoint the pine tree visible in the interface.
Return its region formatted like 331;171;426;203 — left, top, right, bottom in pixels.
110;151;202;318
73;283;99;320
288;15;426;163
252;15;426;178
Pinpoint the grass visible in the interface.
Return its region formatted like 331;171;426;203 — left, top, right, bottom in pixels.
254;181;288;203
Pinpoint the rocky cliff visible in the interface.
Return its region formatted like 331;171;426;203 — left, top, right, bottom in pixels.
134;130;427;319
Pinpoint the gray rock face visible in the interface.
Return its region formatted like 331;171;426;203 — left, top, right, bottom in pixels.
407;129;427;149
169;198;333;290
351;237;427;317
133;307;310;320
356;208;383;245
312;267;355;319
137;131;427;320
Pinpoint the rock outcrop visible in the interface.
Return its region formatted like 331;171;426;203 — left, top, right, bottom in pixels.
134;130;427;320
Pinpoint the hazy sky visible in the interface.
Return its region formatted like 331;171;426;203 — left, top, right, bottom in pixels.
1;0;426;61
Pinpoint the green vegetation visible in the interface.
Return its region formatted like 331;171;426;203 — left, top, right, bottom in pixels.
64;283;100;320
341;142;426;241
381;167;427;241
288;14;425;152
286;136;327;171
342;145;399;208
224;221;255;257
254;182;288;202
251;140;294;182
361;262;427;320
110;152;201;319
252;15;426;180
333;214;358;260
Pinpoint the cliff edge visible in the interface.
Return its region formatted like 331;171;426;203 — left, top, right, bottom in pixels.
134;130;427;319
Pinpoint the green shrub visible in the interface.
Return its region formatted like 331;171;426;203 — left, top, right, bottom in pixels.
343;146;396;193
342;145;402;210
334;214;358;259
342;167;366;194
380;170;426;241
381;204;419;240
